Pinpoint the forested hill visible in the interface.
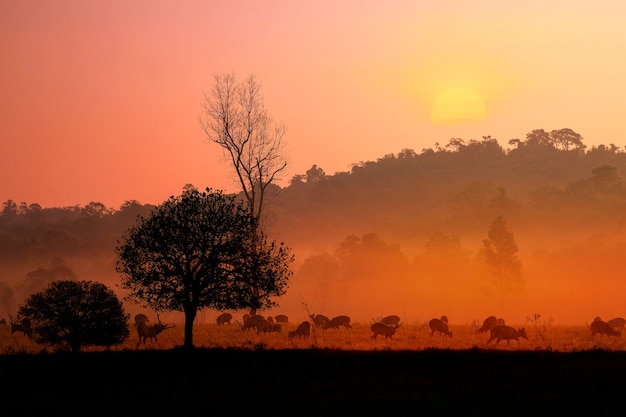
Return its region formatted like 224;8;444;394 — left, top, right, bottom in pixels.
2;129;626;321
269;132;626;253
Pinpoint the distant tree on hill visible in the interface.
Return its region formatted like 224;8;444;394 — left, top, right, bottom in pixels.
525;129;553;147
482;216;522;307
305;165;326;183
550;128;585;151
16;257;77;301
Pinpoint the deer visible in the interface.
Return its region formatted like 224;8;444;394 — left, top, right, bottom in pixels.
9;315;32;338
487;325;528;345
325;315;352;329
134;313;175;347
607;317;626;333
309;314;330;329
274;314;289;324
429;316;452;337
216;312;233;326
256;318;282;334
0;317;6;326
239;314;266;331
238;314;280;333
588;317;621;337
371;322;397;339
381;315;401;328
288;321;311;339
478;315;498;333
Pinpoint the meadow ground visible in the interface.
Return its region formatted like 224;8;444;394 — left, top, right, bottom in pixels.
2;321;626;416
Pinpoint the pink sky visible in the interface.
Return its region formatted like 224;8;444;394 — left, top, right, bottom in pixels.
2;0;626;209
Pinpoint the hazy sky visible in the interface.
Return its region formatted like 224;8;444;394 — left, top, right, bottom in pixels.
3;0;626;209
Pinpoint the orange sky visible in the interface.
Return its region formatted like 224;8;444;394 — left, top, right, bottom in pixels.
3;1;626;209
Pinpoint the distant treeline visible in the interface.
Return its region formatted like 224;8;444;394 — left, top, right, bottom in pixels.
271;130;626;248
2;129;626;306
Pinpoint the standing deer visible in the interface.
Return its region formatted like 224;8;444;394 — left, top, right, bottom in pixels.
371;322;397;339
429;317;452;337
487;325;528;345
135;313;175;347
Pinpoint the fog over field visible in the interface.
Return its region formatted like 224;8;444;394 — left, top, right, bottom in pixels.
2;136;626;328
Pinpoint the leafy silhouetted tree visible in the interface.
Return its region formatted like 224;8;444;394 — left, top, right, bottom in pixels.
566;165;624;198
115;187;293;349
482;216;522;308
524;129;553;147
550;128;585;151
18;280;129;353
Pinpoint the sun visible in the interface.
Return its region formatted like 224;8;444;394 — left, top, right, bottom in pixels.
431;87;487;125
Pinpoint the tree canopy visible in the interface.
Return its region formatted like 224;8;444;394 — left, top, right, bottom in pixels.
18;280;129;353
115;187;293;349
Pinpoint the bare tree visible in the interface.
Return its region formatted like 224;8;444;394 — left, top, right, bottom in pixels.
200;73;289;316
199;72;288;223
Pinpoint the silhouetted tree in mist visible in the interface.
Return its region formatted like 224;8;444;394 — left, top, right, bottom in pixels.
0;281;16;318
482;216;522;308
116;187;293;349
17;257;78;301
18;280;129;353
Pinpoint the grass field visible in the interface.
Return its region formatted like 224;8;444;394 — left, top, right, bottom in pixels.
2;320;626;416
1;319;624;353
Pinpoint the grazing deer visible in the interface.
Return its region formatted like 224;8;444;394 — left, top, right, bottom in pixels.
9;315;32;338
607;317;626;333
429;317;452;337
487;325;528;345
274;314;289;324
309;314;330;328
239;314;280;333
288;321;311;339
478;316;498;333
381;315;401;328
256;318;281;334
240;314;265;331
216;313;233;326
325;315;352;329
135;313;175;347
588;318;621;337
371;322;397;339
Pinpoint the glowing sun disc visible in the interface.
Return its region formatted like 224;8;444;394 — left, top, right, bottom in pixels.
431;87;487;125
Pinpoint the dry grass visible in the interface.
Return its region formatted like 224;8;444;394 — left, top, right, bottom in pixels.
2;319;624;354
